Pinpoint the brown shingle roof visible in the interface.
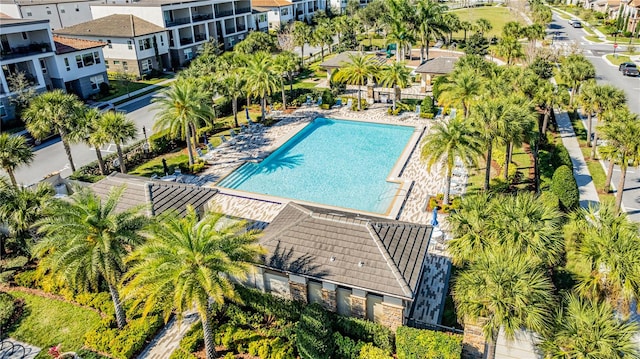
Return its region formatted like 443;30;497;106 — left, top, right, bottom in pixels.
90;173;218;216
260;202;433;299
53;36;106;54
414;57;458;74
252;0;292;7
53;14;165;38
318;51;389;69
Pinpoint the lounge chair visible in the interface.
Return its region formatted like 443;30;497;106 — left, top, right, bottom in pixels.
305;96;312;106
220;135;228;142
345;99;353;109
415;105;421;114
316;98;322;106
207;143;215;152
196;148;204;158
332;98;343;109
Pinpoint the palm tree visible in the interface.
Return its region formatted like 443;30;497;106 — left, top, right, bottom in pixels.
437;69;483;118
496;36;523;65
460;21;472;42
568;202;640;312
217;72;246;128
534;81;568;136
600;107;637;193
122;207;265;359
312;20;335;61
442;12;460;46
0;178;54;255
598;111;640;211
454;247;555;359
33;186;148;329
23;90;83;172
499;97;537;181
378;61;411;110
475;18;493;35
272;51;300;109
0;133;34;187
153;79;214;166
334;53;379;111
386;21;414;62
292;21;312;67
539;294;640;359
70;107;109;175
588;85;626;159
98;112;137;174
578;81;598;148
415;0;448;62
244;52;280;121
559;54;595;106
421;118;482;205
446;193;493;265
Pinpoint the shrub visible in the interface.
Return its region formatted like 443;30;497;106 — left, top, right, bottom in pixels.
333;316;394;353
295;303;334;359
333;332;365;359
359;343;393;359
551;165;579;211
396;326;462;359
237;287;303;323
554;145;572;170
321;90;335;107
0;292;19;330
539;191;560;210
189;161;205;174
351;99;368;111
84;315;164;359
14;269;37;288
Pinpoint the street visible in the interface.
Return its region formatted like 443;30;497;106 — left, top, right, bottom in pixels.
550;12;640;221
10;93;160;186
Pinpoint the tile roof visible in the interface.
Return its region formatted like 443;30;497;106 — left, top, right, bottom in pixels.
252;0;292;7
90;173;218;216
260;202;433;299
319;51;389;69
53;36;106;54
53;14;165;38
414;57;458;74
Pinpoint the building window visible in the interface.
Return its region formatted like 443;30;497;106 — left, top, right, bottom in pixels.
26;10;32;16
113;60;120;64
107;40;112;49
89;75;104;90
184;49;193;60
281;7;289;15
93;51;101;64
138;38;151;51
39;59;47;74
127;40;132;50
60;8;65;13
82;52;95;66
64;57;70;71
21;32;28;40
141;58;153;72
123;61;128;71
75;55;83;68
259;14;267;22
160;35;164;46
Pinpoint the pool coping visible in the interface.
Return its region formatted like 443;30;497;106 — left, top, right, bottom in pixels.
212;115;425;219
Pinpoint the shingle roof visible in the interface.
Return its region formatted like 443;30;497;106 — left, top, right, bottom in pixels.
260;202;433;299
414;57;458;74
90;173;218;216
252;0;292;7
319;51;389;69
53;36;106;54
53;14;165;38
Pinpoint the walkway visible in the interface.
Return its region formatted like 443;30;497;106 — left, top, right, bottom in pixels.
137;312;199;359
0;339;40;359
555;109;600;209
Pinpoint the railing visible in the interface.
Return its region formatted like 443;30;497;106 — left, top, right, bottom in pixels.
215;9;234;17
180;37;194;45
192;13;213;21
0;44;52;60
164;17;191;27
235;7;251;14
406;319;464;334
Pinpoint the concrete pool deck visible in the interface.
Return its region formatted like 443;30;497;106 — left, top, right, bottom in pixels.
200;104;452;254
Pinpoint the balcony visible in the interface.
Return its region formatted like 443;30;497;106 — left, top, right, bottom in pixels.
194;33;207;41
180;37;194;46
164;17;191;27
192;13;213;22
0;43;52;60
235;7;251;14
215;9;234;17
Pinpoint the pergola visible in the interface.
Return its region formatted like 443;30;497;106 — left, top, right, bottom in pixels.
413;57;459;93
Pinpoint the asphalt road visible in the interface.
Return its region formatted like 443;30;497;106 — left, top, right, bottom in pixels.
549;13;640;221
9;93;160;187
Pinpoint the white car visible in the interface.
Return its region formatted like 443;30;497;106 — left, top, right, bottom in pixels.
92;102;115;113
568;19;580;26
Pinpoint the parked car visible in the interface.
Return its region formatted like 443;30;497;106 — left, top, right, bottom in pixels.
571;21;582;28
568;18;580;26
619;62;639;76
92;102;115;113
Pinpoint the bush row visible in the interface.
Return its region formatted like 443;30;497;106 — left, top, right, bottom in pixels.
551;165;579;211
0;291;23;331
395;326;462;359
84;315;164;359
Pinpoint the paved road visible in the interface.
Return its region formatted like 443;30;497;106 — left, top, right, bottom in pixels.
549;12;640;221
9;93;161;186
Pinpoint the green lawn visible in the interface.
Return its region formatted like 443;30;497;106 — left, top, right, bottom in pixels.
128;151;190;177
450;6;525;39
585;35;604;43
97;74;173;101
6;291;102;351
605;54;632;66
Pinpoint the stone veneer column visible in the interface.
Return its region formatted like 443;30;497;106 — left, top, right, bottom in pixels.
350;289;367;319
381;296;404;332
462;319;487;359
321;282;337;312
288;274;308;304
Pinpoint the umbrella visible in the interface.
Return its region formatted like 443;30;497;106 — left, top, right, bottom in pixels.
245;107;250;121
430;207;439;227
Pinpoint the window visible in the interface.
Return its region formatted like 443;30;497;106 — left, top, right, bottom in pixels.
0;105;6;118
141;58;153;72
89;75;104;90
46;9;51;14
184;48;193;60
138;38;151;51
75;55;83;68
26;9;32;16
259;14;266;22
160;35;164;46
64;57;70;71
122;61;128;71
60;7;65;13
127;40;132;50
39;59;47;74
113;60;120;65
107;40;112;49
281;7;289;15
82;52;94;66
21;32;28;40
93;51;101;64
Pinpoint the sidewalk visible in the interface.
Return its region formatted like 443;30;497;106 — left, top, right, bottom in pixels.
0;339;41;359
137;311;198;359
555;109;600;209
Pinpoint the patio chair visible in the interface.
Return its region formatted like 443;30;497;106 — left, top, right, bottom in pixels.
305;96;312;106
220;135;228;143
415;105;421;114
345;99;353;109
196;148;204;158
207;143;215;152
174;168;182;176
332;98;343;109
315;97;322;107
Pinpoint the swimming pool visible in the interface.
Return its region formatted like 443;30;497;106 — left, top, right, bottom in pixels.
217;118;415;214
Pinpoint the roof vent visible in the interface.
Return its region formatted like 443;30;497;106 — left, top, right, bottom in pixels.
330;256;336;262
358;261;365;267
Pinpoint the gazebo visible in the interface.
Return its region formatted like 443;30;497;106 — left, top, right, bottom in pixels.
413;57;458;93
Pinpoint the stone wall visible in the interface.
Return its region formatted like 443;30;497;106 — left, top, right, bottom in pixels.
289;281;308;304
381;303;404;332
350;295;366;319
321;288;337;312
462;319;487;359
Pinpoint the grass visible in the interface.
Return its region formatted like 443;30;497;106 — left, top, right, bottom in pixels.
97;74;173;101
465;143;534;194
128;151;189;177
585;35;604;43
450;6;525;39
605;54;632;66
5;291;102;351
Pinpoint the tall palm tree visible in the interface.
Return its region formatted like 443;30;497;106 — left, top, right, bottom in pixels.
437;69;483;118
378;61;411;110
460;21;472;42
386;21;414;62
334;53;379;111
578;81;598;148
272;51;300;109
442;12;460;46
415;0;448;62
0;133;34;187
0;178;54;255
244;52;280;121
454;247;555;359
589;85;626;159
534;81;568;136
312;20;335;61
122;207;265;359
70;107;109;175
496;36;523;65
568;202;640;312
539;294;640;359
421;118;482;205
33;186;148;329
23;90;83;172
446;193;493;265
559;54;595;107
475;18;493;35
499;97;537;181
292;21;312;66
153;79;215;166
98;112;137;174
217;72;246;128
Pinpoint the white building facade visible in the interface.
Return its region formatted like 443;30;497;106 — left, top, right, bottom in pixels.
251;0;324;30
0;0;99;30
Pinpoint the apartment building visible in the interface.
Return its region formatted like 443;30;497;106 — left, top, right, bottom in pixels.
0;16;107;122
90;0;251;67
0;0;99;30
54;14;170;77
250;0;323;30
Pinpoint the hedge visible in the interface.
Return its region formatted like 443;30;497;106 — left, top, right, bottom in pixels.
359;343;393;359
333;332;365;359
333;316;394;353
550;165;579;211
84;315;164;359
295;303;335;359
0;291;22;331
396;326;462;359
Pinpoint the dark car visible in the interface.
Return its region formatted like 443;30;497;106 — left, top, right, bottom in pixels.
619;62;639;76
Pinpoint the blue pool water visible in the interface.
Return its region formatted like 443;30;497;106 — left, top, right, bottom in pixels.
217;118;414;213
